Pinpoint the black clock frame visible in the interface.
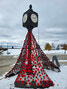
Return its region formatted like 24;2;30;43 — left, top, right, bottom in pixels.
22;5;38;30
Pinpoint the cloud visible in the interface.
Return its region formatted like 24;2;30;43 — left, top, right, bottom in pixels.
0;0;67;47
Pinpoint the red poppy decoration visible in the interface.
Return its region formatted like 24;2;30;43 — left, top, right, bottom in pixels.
14;30;54;88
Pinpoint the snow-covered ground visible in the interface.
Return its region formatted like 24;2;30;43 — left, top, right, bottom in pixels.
3;49;67;56
44;50;67;55
3;49;21;55
0;65;67;89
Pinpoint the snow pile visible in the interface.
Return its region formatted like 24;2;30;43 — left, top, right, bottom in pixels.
44;50;67;55
3;49;21;56
0;66;67;89
3;49;67;56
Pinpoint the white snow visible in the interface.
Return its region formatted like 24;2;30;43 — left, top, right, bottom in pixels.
50;60;67;62
3;49;21;56
0;66;67;89
58;60;67;62
3;49;67;56
44;50;67;55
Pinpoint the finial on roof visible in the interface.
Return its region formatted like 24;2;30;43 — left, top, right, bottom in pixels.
29;4;32;9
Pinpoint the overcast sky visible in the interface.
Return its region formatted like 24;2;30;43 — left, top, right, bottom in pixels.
0;0;67;47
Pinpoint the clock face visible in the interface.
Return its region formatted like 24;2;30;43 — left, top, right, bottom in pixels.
23;14;27;23
31;14;37;23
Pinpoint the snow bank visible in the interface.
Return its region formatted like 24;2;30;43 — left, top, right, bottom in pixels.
3;49;67;56
44;50;67;55
3;49;21;56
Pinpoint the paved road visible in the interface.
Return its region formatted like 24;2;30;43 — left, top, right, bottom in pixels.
0;55;17;76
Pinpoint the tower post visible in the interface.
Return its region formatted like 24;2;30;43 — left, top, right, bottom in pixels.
27;30;32;74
